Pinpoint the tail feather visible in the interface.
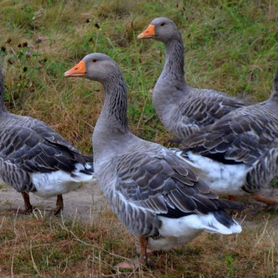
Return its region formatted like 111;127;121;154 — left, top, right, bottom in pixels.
216;199;245;212
71;162;95;182
80;162;94;175
213;210;239;230
202;211;242;235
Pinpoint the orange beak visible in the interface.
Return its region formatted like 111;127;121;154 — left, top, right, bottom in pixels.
137;24;156;39
64;61;87;77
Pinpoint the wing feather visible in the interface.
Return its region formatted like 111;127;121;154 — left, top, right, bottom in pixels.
0;126;90;174
115;149;241;218
183;105;278;166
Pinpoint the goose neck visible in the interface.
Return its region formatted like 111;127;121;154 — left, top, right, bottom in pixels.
93;73;131;162
102;75;129;131
0;71;7;113
161;35;186;86
93;74;129;147
268;69;278;108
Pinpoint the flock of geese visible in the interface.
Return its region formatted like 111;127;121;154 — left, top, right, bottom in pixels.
1;17;277;266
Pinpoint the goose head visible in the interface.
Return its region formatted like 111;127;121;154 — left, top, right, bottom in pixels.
64;53;121;82
138;17;180;43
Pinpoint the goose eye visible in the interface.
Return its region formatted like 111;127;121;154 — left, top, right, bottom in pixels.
160;22;165;26
92;59;97;62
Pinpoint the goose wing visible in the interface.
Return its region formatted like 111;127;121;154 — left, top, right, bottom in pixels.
115;148;240;217
180;91;245;126
24;118;84;155
0;126;90;174
182;106;278;165
244;148;278;193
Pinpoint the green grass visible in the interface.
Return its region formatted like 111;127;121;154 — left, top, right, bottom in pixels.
0;0;276;150
0;0;277;277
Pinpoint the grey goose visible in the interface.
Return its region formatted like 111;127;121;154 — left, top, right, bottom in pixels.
178;69;278;206
138;17;246;141
64;53;242;265
0;67;94;214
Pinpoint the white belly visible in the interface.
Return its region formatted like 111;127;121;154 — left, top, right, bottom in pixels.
31;163;95;198
186;152;249;195
31;171;82;198
148;212;241;251
148;220;202;250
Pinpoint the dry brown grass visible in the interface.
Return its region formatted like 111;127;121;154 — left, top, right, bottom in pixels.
0;205;277;277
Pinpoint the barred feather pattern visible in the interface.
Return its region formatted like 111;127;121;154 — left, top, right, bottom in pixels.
0;157;35;192
103;74;129;130
182;95;278;193
0;114;94;192
169;89;245;140
96;144;241;237
244;148;278;193
0;68;94;193
90;53;242;241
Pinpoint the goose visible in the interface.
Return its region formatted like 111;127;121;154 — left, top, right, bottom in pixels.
0;67;94;215
176;69;278;206
138;17;246;141
64;53;242;265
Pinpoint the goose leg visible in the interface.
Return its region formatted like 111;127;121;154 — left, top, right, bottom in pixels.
253;194;278;206
115;236;151;270
114;237;149;271
21;192;33;214
54;194;64;215
139;236;149;266
228;195;238;201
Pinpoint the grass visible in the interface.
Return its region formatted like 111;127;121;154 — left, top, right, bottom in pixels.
0;205;277;278
0;0;277;148
0;0;277;277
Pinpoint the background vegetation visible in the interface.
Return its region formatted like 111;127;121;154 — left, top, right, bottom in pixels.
0;0;277;277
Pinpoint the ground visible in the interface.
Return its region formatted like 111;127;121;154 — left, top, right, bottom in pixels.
0;184;277;277
0;0;277;277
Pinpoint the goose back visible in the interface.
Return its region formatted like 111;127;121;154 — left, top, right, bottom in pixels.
0;68;94;195
182;81;278;193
